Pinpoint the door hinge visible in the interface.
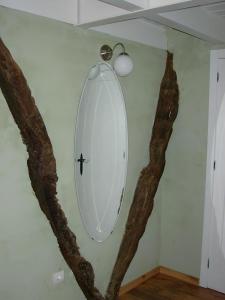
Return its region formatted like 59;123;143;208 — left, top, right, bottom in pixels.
213;160;216;170
207;258;210;269
217;72;220;82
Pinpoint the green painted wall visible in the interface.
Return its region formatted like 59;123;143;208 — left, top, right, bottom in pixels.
159;29;210;277
0;6;164;299
0;4;213;298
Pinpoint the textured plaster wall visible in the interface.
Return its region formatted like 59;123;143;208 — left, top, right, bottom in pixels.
0;6;164;300
159;29;210;277
0;4;212;299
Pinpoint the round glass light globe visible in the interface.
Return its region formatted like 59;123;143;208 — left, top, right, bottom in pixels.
114;54;133;77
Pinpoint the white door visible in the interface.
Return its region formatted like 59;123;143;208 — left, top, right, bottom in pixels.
207;57;225;294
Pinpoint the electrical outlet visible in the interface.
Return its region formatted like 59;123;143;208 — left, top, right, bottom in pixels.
52;270;64;285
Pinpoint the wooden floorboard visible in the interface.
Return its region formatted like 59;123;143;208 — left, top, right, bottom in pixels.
119;274;225;300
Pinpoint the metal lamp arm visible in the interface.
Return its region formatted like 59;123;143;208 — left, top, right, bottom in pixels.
112;43;126;54
100;42;126;61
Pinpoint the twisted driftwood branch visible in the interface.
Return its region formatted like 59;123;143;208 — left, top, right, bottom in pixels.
0;38;104;300
0;35;178;300
106;52;179;300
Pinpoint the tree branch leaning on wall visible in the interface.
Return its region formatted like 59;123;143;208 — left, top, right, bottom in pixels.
0;38;104;300
0;37;179;300
106;51;179;300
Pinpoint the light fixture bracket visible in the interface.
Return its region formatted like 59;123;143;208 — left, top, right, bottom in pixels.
100;45;113;61
100;43;126;61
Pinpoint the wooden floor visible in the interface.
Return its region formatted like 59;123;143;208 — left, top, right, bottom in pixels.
119;274;225;300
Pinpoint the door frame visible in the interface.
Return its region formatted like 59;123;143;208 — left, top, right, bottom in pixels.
200;49;225;288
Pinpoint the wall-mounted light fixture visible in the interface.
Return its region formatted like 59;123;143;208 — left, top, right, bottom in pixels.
100;43;133;77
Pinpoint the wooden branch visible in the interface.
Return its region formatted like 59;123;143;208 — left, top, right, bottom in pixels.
0;38;104;300
0;36;178;300
106;52;179;300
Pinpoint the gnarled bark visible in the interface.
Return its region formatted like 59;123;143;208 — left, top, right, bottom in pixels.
106;52;179;300
0;38;104;300
0;36;178;300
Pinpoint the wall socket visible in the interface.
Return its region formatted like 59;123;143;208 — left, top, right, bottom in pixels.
52;270;64;285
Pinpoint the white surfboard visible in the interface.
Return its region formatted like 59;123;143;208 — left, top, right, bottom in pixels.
75;63;128;242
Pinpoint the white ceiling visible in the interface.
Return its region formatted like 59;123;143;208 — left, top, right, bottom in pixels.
205;2;225;19
87;0;225;45
92;19;167;49
0;0;225;48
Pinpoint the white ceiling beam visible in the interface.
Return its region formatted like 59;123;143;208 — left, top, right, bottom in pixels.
80;0;225;44
149;0;196;9
148;0;225;13
79;0;225;27
98;0;149;11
